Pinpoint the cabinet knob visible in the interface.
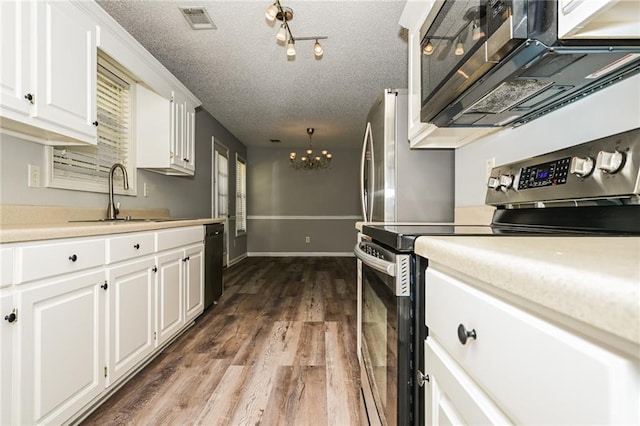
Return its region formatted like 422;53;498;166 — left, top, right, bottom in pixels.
182;256;190;262
4;312;17;323
92;121;99;127
457;324;477;345
152;266;158;273
68;254;78;262
183;158;188;162
101;282;108;290
133;243;140;250
24;93;34;104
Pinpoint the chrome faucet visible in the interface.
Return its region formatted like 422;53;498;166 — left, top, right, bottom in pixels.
107;163;129;220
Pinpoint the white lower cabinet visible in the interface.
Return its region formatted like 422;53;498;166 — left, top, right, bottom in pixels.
156;249;185;347
423;267;640;425
184;244;204;323
106;257;156;386
16;270;106;425
1;290;16;426
0;225;207;424
155;241;204;346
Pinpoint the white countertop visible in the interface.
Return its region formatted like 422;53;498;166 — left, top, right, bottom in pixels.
0;218;224;244
415;236;640;346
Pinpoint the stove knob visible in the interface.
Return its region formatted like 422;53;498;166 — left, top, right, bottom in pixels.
596;150;625;174
569;156;595;178
487;176;500;189
498;174;513;192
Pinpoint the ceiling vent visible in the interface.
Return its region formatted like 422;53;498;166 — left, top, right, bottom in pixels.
179;7;216;30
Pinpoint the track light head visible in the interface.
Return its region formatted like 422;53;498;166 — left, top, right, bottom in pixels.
286;39;296;57
313;40;324;57
265;3;278;21
423;40;434;55
276;24;287;42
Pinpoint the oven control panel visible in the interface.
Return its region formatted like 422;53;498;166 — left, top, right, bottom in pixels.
485;128;639;206
518;157;571;190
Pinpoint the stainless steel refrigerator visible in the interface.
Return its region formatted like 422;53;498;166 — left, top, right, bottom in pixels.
360;89;454;222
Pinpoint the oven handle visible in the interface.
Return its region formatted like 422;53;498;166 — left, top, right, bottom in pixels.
354;243;396;277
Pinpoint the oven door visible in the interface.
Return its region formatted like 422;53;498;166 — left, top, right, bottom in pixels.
355;241;412;426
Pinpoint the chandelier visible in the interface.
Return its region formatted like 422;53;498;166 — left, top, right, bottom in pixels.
265;1;327;58
289;128;332;170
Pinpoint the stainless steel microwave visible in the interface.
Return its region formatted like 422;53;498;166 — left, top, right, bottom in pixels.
419;0;640;128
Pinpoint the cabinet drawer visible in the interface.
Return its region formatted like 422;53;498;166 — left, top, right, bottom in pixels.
425;268;640;425
156;226;203;252
1;247;14;288
16;239;105;283
106;232;155;264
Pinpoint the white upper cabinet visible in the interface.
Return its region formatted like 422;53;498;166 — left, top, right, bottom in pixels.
1;1;31;116
399;1;498;149
558;0;640;39
136;85;197;176
0;0;98;145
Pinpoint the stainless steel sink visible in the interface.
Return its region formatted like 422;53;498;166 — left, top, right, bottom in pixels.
68;217;185;223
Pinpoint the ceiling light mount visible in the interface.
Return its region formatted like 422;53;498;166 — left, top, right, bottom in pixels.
289;128;332;170
265;1;328;58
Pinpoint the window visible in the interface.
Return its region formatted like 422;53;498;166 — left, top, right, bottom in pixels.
235;154;246;235
215;148;229;218
46;53;135;194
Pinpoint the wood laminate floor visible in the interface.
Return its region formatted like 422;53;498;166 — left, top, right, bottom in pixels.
82;257;364;426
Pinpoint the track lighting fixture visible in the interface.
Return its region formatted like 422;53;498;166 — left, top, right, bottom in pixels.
455;42;465;56
265;1;328;58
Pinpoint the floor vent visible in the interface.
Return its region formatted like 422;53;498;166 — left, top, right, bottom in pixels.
179;7;216;30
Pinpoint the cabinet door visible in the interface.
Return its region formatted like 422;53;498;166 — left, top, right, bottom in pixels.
33;1;97;142
184;244;204;323
0;291;16;426
424;339;511;426
170;97;185;169
0;0;31;116
183;106;196;172
156;250;184;347
106;258;155;386
17;270;105;425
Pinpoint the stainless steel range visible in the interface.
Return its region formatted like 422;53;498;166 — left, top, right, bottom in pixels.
355;128;640;426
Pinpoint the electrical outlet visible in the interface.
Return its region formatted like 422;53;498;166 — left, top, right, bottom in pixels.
305;236;311;243
28;164;40;188
143;182;150;197
485;157;495;182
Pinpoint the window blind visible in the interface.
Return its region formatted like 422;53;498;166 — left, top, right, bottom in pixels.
51;62;130;189
216;151;229;217
235;156;247;234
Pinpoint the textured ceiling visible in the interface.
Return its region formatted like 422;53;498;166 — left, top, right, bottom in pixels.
96;0;408;149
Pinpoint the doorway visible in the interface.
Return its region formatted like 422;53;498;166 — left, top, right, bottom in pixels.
212;138;230;267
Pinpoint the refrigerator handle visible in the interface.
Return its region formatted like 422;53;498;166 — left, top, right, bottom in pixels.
360;122;373;221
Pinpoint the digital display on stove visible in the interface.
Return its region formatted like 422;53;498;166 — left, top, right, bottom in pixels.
518;157;571;190
536;169;549;179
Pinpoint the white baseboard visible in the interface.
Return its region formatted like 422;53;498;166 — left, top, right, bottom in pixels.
227;253;247;266
247;252;355;257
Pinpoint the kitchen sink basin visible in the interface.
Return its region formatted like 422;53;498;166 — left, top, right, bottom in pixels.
68;217;187;223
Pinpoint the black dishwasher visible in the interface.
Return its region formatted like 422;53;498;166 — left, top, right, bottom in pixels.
204;223;224;310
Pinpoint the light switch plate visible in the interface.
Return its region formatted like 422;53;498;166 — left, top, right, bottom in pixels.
143;182;150;197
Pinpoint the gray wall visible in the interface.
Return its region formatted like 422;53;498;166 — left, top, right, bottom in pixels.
455;74;640;207
0;108;248;262
247;146;361;255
